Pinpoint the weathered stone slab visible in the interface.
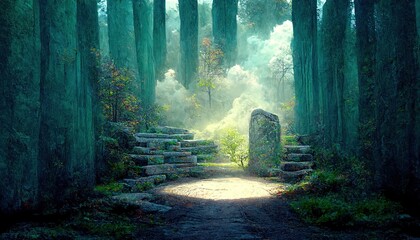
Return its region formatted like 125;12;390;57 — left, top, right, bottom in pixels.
248;109;281;176
196;154;217;163
140;163;197;176
286;153;313;162
280;161;313;172
278;169;313;183
129;154;164;165
123;175;167;187
151;126;189;134
165;155;198;164
180;139;215;147
163;151;192;157
284;145;311;154
170;133;195;140
135;133;171;139
132;147;164;155
180;145;218;155
112;193;171;213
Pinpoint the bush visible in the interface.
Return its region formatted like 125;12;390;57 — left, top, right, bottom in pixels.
219;127;248;169
290;194;401;227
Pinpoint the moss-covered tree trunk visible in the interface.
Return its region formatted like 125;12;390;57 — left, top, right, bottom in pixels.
373;0;418;204
212;0;238;67
318;0;350;147
153;0;166;79
133;0;156;108
38;0;96;207
0;0;41;214
355;0;376;170
107;0;138;73
292;0;319;135
179;0;198;88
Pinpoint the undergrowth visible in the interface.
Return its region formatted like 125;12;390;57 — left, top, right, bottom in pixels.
286;147;403;228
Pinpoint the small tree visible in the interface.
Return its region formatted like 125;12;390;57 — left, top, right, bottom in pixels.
95;51;139;124
220;127;248;169
198;38;224;109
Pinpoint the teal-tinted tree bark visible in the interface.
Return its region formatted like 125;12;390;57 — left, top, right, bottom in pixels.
318;0;350;147
355;0;376;170
38;0;96;207
0;0;41;213
153;0;167;79
373;0;418;203
292;0;319;135
107;0;137;73
179;0;198;88
133;0;156;107
212;0;238;67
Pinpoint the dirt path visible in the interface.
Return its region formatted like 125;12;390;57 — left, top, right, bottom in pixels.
137;176;393;240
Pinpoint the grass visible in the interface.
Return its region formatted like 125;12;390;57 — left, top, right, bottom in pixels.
95;182;125;196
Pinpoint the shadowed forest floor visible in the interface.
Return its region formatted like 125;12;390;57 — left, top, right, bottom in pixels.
0;169;417;240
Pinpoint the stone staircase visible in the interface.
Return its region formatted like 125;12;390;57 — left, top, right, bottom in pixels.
122;126;219;191
278;145;314;183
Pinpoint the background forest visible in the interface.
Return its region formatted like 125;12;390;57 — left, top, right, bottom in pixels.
0;0;419;229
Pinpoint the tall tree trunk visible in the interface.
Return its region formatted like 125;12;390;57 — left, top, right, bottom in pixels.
292;0;318;135
107;0;138;73
319;0;350;147
179;0;198;88
374;0;418;204
133;0;156;108
153;0;167;79
212;0;238;67
355;0;376;171
0;0;41;213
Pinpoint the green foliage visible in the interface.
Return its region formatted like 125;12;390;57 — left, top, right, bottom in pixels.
198;38;224;108
291;194;401;227
94;50;139;124
95;182;125;196
219;127;248;169
133;182;155;192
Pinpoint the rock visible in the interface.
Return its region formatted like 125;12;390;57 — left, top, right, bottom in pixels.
163;151;192;157
124;175;167;187
284;145;311;154
135;133;171;139
281;162;314;171
140;163;199;176
286;153;313;162
248;109;281;176
135;137;179;149
112;193;171;213
129;154;165;165
104;122;136;150
278;169;313;183
165;155;198;164
181;139;216;147
151;126;189;134
170;133;195;140
112;192;155;202
196;154;217;163
179;145;219;155
132;147;164;155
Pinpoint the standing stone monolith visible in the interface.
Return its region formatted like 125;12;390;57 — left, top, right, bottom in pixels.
248;109;281;176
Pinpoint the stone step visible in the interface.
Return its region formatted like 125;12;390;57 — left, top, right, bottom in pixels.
140;163;198;176
132;147;164;155
180;139;216;148
123;175;167;187
196;154;217;163
163;151;192;158
135;137;179;149
129;154;164;166
135;133;171;139
284;145;311;154
112;193;171;213
150;126;189;134
170;133;194;141
179;145;218;155
165;155;197;164
280;161;313;172
278;169;313;183
286;153;313;162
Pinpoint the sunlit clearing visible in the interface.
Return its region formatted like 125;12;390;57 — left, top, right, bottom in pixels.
158;177;284;200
